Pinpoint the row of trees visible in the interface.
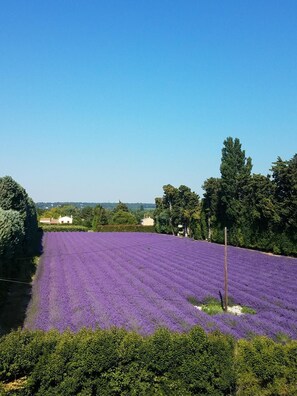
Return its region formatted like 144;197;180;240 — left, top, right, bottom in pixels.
154;137;297;256
38;202;152;230
154;185;201;239
0;176;41;303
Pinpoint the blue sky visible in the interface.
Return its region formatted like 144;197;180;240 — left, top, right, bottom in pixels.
1;1;296;202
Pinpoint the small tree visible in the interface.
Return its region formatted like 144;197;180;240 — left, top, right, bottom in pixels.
111;210;137;225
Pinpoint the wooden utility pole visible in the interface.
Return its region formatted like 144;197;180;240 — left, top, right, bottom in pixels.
224;227;228;312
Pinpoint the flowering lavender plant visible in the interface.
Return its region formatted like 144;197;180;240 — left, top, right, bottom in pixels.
25;232;297;339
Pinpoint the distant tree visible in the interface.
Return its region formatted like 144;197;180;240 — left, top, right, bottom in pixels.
162;184;179;235
154;197;171;234
42;205;78;220
79;206;94;228
177;185;200;237
41;207;62;219
61;205;78;217
113;201;129;213
92;205;109;230
154;184;200;237
111;210;137;225
202;177;222;241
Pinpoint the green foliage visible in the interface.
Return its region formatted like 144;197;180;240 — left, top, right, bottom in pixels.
241;306;256;315
94;225;156;233
41;225;88;232
0;209;24;259
176;327;235;395
113;201;129;213
196;138;297;256
0;327;296;395
154;184;201;238
187;295;256;316
79;206;94;228
0;176;41;311
186;295;200;306
202;304;223;316
0;176;40;257
0;177;28;214
41;205;79;221
92;205;108;230
111;210;137;225
236;337;297;395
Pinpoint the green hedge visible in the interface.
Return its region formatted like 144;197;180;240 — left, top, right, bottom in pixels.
1;327;296;395
40;225;88;232
41;224;156;233
94;224;156;233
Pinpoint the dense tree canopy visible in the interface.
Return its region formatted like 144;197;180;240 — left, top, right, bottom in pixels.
92;205;109;230
0;176;40;257
0;176;41;306
111;210;137;225
154;184;201;238
155;138;297;256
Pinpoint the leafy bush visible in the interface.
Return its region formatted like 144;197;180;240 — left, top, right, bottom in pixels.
236;337;297;395
0;327;296;395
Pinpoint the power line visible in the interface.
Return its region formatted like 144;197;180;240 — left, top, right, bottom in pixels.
0;277;32;285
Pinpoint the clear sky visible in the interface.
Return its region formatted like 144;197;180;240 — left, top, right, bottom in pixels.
1;1;296;203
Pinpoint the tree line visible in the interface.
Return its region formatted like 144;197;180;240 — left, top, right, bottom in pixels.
154;137;297;256
38;201;153;230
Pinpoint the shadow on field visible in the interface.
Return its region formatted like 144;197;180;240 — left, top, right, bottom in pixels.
0;258;37;336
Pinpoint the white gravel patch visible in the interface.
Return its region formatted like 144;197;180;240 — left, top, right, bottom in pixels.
194;305;244;315
227;305;244;315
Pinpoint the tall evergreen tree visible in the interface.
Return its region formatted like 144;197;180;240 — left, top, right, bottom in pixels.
220;137;252;229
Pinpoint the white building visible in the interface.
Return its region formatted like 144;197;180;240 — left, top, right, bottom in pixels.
58;215;73;224
141;216;154;226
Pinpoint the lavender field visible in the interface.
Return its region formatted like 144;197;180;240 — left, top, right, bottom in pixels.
25;232;297;339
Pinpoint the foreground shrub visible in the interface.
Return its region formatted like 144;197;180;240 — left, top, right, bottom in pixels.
0;327;296;395
236;337;297;395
